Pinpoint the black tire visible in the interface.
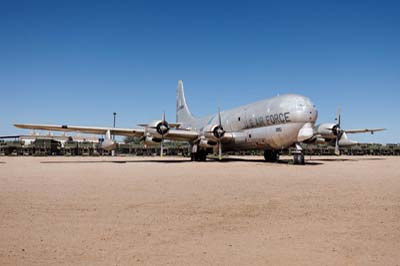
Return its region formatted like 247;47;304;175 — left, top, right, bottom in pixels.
299;154;305;165
293;153;305;165
264;150;279;162
199;151;207;161
192;151;207;161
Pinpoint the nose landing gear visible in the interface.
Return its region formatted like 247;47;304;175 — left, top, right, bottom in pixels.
292;144;305;165
292;151;305;165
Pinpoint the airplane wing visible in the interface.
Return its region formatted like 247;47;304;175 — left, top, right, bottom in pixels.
14;123;199;142
14;123;143;137
344;128;386;134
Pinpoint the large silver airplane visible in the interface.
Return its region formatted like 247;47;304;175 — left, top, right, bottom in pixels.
15;80;385;164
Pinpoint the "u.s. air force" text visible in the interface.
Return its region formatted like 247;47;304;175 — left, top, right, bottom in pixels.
247;112;291;128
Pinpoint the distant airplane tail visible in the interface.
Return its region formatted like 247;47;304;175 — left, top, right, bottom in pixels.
176;80;195;124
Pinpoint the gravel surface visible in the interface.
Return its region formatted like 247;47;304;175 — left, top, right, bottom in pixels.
0;156;399;266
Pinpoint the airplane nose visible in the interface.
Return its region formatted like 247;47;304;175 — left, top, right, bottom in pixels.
309;105;318;123
305;100;318;123
293;96;318;124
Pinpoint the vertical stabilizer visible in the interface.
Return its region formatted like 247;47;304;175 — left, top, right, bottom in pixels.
176;80;194;123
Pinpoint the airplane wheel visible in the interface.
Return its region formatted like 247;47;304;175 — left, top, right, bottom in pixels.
191;151;207;161
199;151;207;161
293;153;305;165
192;153;200;161
264;150;279;162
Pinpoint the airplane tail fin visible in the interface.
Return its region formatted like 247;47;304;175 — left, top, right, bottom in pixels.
176;80;194;123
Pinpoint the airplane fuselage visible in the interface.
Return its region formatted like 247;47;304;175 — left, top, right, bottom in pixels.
179;94;318;151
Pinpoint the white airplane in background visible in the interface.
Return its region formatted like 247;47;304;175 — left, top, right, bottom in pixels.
15;80;385;164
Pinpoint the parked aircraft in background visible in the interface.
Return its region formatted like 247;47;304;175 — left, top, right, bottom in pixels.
15;80;385;164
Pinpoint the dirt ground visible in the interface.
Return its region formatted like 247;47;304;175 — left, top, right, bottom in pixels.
0;156;399;266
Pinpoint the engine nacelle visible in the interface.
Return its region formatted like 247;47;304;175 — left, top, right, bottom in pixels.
315;123;337;140
198;136;218;148
145;120;170;138
100;139;117;151
142;136;162;146
314;137;326;144
203;124;225;141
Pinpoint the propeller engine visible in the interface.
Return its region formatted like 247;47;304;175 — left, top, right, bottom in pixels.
203;108;225;160
156;113;169;136
158;112;169;157
333;107;344;155
142;112;170;157
100;139;117;151
99;130;117;151
315;107;344;155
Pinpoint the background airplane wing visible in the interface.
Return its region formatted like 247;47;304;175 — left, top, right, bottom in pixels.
14;123;144;137
344;128;386;134
0;135;21;139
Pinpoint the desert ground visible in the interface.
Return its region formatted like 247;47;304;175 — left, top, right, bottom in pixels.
0;156;399;266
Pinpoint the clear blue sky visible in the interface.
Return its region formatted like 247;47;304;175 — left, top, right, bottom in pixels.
0;0;399;143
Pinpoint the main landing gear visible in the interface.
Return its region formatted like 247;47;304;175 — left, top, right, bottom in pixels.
191;144;207;161
191;150;207;161
264;150;280;162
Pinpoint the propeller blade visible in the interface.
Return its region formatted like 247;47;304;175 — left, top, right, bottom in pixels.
335;137;340;156
160;111;168;158
218;107;222;126
217;107;224;161
218;141;222;161
333;106;342;156
337;106;341;127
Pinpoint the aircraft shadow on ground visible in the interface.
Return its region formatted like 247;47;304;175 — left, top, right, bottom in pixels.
40;157;324;165
40;159;191;164
208;157;323;165
39;156;386;165
308;157;386;162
